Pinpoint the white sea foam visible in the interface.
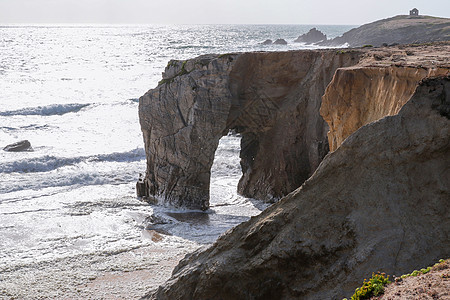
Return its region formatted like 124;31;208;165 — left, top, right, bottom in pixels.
0;24;353;298
0;161;143;194
0;148;145;173
0;103;90;116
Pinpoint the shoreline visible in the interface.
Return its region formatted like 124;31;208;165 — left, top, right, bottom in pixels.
1;237;199;299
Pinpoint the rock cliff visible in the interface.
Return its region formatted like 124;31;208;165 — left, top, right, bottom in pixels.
138;50;362;209
321;44;449;151
138;43;449;210
321;66;449;151
319;15;450;47
145;75;450;300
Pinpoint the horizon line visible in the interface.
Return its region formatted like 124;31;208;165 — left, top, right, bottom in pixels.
0;22;360;26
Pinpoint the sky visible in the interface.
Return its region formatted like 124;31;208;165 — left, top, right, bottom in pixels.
0;0;449;25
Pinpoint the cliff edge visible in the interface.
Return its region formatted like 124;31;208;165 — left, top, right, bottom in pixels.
138;43;449;210
145;74;450;300
140;44;450;299
321;43;449;151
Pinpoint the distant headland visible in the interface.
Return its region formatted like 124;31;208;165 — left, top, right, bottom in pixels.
319;13;450;47
263;10;450;48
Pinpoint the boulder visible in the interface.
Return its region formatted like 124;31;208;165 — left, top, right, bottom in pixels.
145;75;450;300
273;39;287;45
136;173;149;198
3;140;33;152
294;27;327;44
261;39;273;45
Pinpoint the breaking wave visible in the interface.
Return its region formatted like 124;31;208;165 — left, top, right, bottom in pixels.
0;148;145;173
1;169;139;194
0;103;90;117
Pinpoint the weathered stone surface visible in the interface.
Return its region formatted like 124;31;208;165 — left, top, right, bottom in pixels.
273;39;287;45
138;50;362;209
321;66;448;151
3;140;32;152
145;75;450;300
139;54;236;210
320;43;449;152
294;27;327;44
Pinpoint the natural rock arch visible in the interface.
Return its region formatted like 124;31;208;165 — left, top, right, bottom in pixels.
138;51;361;210
146;75;450;300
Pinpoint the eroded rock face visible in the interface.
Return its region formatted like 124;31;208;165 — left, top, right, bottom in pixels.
146;76;450;300
321;65;448;151
139;50;362;209
139;54;236;210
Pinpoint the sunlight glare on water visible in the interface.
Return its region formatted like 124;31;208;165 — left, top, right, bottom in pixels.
0;24;353;298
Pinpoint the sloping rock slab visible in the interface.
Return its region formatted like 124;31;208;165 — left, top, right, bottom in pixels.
145;76;450;299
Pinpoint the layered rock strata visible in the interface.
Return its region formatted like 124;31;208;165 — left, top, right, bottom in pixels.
146;75;450;300
321;65;448;151
139;50;362;209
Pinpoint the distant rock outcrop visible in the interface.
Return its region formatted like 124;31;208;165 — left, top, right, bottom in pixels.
294;27;327;44
145;75;450;300
3;140;33;152
320;15;450;47
261;39;273;45
273;39;288;45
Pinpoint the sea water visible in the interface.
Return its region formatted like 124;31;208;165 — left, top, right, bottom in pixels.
0;24;353;298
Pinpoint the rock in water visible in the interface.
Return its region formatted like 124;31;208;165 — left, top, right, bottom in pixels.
145;76;450;300
3;140;33;152
294;27;327;44
273;38;287;45
136;173;149;198
261;39;273;45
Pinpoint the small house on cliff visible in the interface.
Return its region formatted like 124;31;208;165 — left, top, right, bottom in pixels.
409;8;419;16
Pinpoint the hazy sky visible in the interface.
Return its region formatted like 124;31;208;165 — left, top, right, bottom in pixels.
0;0;449;25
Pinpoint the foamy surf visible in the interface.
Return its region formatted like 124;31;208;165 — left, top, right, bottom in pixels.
0;148;145;174
0;103;90;117
0;24;353;299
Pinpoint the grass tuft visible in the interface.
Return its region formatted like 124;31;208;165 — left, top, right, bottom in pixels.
349;272;390;300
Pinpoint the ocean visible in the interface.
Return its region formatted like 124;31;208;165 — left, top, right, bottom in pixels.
0;24;354;298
